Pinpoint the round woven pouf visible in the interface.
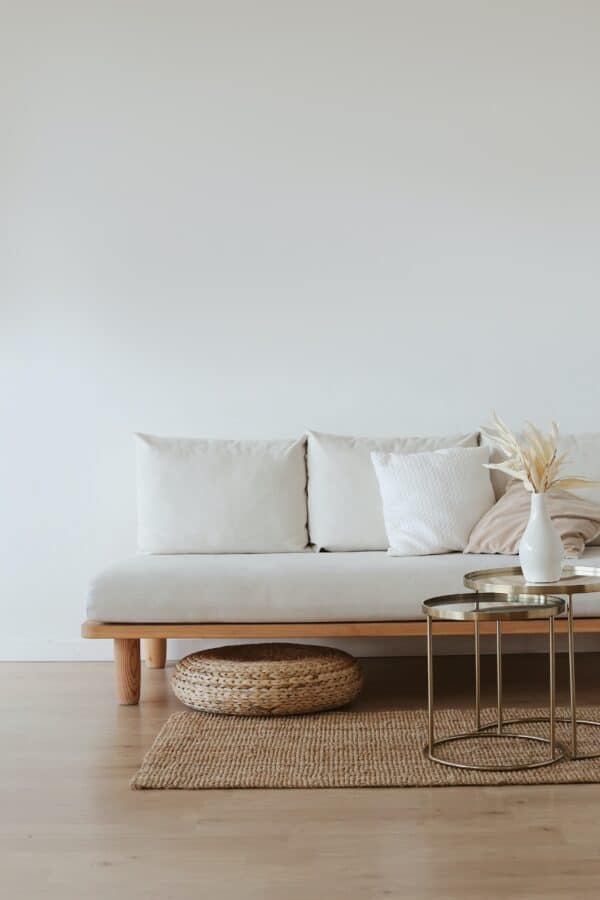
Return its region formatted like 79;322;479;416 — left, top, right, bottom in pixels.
171;643;363;716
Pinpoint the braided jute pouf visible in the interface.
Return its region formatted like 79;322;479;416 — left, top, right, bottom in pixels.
171;643;363;716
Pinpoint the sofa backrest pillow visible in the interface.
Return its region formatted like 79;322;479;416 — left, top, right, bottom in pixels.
371;446;495;555
558;433;600;546
307;430;478;551
136;434;308;554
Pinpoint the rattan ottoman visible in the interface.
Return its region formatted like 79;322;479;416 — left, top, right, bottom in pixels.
171;642;363;716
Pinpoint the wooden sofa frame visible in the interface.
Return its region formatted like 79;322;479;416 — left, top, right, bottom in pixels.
82;617;600;704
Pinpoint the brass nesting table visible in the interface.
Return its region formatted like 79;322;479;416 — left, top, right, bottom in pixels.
464;565;600;760
423;592;565;771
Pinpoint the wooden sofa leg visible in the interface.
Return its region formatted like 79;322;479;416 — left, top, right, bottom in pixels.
114;638;141;705
145;638;167;669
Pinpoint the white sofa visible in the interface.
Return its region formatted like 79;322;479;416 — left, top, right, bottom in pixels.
83;430;600;704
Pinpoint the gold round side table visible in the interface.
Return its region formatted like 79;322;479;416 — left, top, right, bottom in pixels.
464;565;600;760
423;592;565;771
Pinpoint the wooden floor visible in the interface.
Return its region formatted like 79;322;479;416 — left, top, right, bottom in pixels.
4;655;600;900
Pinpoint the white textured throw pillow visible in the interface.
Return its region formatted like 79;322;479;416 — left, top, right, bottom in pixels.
136;434;308;554
307;430;478;551
371;446;494;556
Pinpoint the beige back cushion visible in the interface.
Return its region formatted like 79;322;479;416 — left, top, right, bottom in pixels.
465;482;600;557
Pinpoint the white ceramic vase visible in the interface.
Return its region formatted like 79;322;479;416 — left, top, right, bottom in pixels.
519;492;564;584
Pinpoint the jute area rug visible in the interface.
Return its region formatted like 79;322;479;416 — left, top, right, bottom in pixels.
131;707;600;790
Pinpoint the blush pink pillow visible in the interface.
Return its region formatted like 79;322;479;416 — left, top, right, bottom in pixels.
465;482;600;557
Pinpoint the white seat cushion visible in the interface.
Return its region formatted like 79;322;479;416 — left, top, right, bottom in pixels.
88;547;600;623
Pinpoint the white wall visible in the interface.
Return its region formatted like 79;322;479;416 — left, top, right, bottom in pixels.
2;1;600;660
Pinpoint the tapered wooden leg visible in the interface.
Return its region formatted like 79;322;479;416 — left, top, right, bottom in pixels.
114;638;141;705
145;638;167;669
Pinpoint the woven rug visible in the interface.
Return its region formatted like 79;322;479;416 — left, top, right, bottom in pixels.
131;706;600;789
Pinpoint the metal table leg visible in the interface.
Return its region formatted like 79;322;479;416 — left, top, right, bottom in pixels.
549;614;556;759
568;594;577;758
474;619;480;732
427;614;434;757
496;621;502;735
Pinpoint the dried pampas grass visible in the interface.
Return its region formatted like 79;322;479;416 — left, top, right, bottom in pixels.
481;412;599;494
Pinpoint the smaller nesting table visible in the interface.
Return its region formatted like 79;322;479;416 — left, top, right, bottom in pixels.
423;592;565;771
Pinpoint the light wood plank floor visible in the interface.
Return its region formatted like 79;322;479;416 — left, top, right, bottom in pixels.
3;655;600;900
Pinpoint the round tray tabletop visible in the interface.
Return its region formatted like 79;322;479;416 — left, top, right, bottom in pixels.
463;565;600;596
422;592;565;622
